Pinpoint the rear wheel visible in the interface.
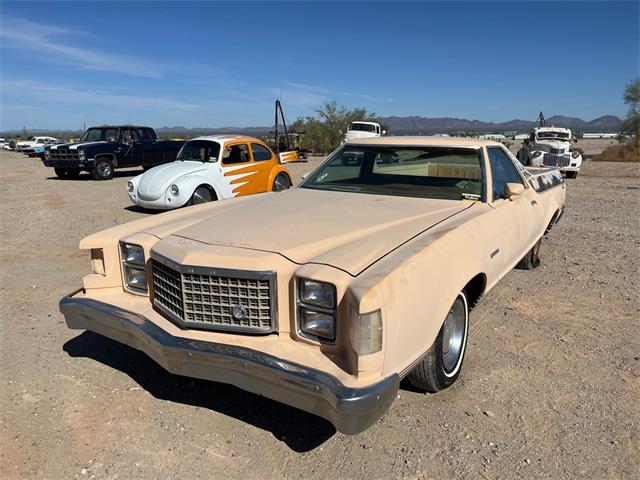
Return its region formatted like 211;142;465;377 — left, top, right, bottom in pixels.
565;171;578;179
54;167;81;179
91;158;114;180
272;172;292;192
516;238;542;270
407;291;469;392
188;186;216;206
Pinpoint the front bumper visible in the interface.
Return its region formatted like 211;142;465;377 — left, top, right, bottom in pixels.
60;289;399;434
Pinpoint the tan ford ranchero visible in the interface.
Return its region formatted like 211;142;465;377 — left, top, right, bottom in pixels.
60;137;566;434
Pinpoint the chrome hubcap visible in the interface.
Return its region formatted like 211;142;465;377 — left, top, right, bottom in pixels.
192;187;212;204
441;297;466;373
98;162;111;177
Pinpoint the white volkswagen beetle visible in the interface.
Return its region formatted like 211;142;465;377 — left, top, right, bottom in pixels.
126;135;293;210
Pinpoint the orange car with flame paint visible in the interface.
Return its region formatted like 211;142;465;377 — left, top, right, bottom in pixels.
126;135;294;209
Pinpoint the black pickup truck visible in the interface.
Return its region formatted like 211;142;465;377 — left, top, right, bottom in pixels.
43;125;184;180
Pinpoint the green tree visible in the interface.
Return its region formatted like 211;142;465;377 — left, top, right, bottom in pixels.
294;101;379;154
621;76;639;138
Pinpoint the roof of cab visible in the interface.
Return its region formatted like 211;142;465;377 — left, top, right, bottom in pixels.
347;135;502;148
189;134;263;144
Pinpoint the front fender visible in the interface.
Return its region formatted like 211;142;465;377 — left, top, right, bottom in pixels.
267;165;292;192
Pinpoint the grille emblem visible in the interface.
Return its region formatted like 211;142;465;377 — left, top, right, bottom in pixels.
232;305;248;320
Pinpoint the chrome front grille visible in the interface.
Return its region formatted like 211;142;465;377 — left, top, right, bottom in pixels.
550;147;565;155
151;256;277;334
48;149;79;160
543;154;570;167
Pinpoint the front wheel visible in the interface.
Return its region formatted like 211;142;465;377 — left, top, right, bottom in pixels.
272;172;292;192
187;186;216;206
407;291;469;392
90;158;114;180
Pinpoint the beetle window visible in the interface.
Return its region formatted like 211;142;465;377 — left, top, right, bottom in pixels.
222;144;250;165
176;140;221;162
487;147;524;201
251;143;273;161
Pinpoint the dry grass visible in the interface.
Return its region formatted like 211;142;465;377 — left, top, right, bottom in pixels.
593;139;640;162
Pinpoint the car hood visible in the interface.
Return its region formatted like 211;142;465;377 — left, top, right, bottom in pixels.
137;161;208;200
145;188;473;276
48;141;110;151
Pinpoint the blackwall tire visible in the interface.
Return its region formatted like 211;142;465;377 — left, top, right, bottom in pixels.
273;172;292;192
516;238;542;270
187;186;216;206
407;290;469;392
91;159;114;180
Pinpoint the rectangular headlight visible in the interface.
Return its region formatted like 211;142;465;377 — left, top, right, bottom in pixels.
120;242;147;293
120;242;145;266
299;279;336;310
299;307;335;342
350;309;383;355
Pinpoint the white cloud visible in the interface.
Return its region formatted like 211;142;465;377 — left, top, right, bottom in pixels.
1;17;165;78
2;79;203;111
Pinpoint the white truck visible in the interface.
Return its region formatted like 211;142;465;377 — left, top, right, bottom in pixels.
343;121;385;143
516;127;582;178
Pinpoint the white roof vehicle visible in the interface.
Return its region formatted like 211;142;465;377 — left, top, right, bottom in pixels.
15;136;59;151
516;127;582;178
343;121;385;143
126;135;292;210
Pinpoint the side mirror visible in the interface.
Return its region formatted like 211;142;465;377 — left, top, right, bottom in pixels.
505;183;525;199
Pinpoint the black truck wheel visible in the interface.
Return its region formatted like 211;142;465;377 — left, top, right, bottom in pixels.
407;291;469;392
54;167;81;179
91;158;115;180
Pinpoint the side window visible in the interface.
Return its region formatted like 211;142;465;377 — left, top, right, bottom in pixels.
121;128;140;143
222;144;250;165
487;147;524;201
139;129;155;142
104;129;118;142
251;143;273;161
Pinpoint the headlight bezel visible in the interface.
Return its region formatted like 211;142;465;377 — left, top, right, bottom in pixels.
296;278;337;343
571;151;580;159
119;242;148;294
126;181;135;193
170;184;179;196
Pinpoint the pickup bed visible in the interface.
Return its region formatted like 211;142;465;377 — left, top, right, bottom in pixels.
43;125;184;180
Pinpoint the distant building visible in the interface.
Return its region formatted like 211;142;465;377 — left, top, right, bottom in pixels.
582;133;620;139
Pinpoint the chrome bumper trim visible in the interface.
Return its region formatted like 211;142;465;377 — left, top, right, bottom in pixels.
60;289;399;434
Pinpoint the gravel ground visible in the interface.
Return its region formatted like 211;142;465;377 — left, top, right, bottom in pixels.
1;150;638;479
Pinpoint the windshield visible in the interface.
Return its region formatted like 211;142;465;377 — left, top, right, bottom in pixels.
80;128;118;142
301;146;483;200
177;140;221;162
349;123;377;133
537;131;570;141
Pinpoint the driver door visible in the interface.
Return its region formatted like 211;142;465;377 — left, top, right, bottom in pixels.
486;146;541;277
120;128;144;166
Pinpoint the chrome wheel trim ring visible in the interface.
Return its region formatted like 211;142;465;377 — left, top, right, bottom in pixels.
442;293;468;377
192;187;212;204
98;162;111;177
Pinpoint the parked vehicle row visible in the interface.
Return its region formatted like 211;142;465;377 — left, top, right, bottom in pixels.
58;135;566;434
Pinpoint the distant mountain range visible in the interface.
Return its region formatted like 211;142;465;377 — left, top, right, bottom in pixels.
378;115;623;133
1;115;622;137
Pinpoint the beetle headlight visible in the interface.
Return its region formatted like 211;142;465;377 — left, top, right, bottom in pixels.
298;279;337;342
127;181;134;193
170;184;179;196
120;242;147;293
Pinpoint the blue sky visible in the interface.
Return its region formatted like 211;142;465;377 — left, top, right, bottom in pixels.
1;1;638;131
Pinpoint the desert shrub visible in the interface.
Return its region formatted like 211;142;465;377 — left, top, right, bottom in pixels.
593;139;639;162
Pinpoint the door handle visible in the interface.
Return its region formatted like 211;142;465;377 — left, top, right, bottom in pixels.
531;200;538;206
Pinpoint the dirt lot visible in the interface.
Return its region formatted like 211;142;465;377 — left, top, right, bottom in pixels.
1;149;638;479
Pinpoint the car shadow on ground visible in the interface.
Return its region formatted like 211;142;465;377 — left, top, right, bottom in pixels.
63;331;336;452
123;205;163;214
46;170;142;181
